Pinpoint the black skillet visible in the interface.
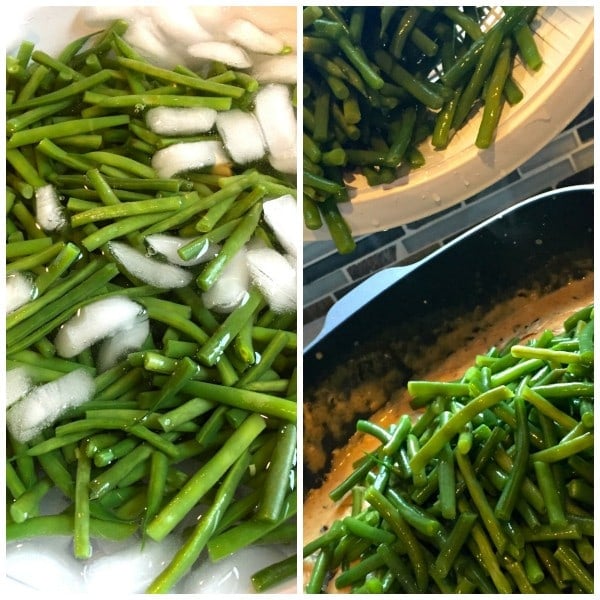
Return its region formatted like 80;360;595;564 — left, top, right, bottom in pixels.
303;185;593;490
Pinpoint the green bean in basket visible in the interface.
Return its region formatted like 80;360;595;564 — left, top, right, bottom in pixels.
303;305;594;593
6;9;297;594
303;6;543;253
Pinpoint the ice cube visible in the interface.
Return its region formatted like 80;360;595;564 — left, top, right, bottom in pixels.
262;195;298;257
246;247;296;313
6;272;35;313
152;141;229;179
145;107;217;136
216;109;266;164
54;296;145;358
108;241;193;289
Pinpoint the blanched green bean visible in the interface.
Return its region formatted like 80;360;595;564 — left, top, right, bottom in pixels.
7;17;298;593
304;303;593;593
303;6;543;253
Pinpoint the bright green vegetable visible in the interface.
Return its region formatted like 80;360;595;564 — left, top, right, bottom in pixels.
6;15;297;594
303;304;593;593
303;7;542;253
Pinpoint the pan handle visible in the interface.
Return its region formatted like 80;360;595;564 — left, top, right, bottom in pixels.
310;262;421;347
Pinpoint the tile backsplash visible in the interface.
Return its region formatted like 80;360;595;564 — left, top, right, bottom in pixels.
303;101;594;345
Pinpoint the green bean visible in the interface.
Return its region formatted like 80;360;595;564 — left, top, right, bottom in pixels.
319;196;356;254
147;451;249;593
431;512;478;578
521;384;578;431
84;150;156;179
196;202;263;291
6;148;47;188
71;196;183;227
431;86;462;149
9;477;52;523
437;417;456;519
456;451;508;554
6;462;26;500
251;554;297;593
382;414;412;456
83;90;232;110
256;423;297;523
88;443;152;499
146;413;266;541
375;51;445;109
6;241;64;275
567;478;593;506
7;262;118;351
530;381;594;399
10;202;44;239
494;395;529;520
529;432;593;463
197;288;264;366
8;435;37;490
574;537;594;565
341;516;393;545
334;551;386;589
376;543;419;593
56;134;104;150
303;519;345;559
304;6;324;29
443;7;483;41
386;106;417;166
36;449;76;499
476;38;512;149
328;456;377;503
81;212;170;251
73;448;92;558
408;381;472;407
7;115;130;149
34;242;82;294
7;513;137;542
306;546;333;593
410;385;513;473
207;492;296;561
513;17;543;71
554;543;593;593
36;137;97;172
10;69;114;111
390;7;420;59
387;488;441;536
466;519;513;593
178;380;296;423
364;486;428;591
6;236;53;259
454;9;527;129
115;56;244;98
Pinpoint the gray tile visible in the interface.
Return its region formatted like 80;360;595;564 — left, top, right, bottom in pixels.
577;121;593;143
303;296;335;323
303;240;337;265
303;317;326;348
346;245;396;280
571;143;594;172
518;131;578;174
303;269;350;305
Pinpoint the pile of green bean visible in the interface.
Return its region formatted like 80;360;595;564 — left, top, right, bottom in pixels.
303;6;542;253
6;20;297;593
304;305;594;593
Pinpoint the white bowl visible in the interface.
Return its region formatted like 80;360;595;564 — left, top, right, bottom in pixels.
304;6;594;240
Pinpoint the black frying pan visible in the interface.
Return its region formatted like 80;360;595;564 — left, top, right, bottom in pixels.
303;185;593;490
